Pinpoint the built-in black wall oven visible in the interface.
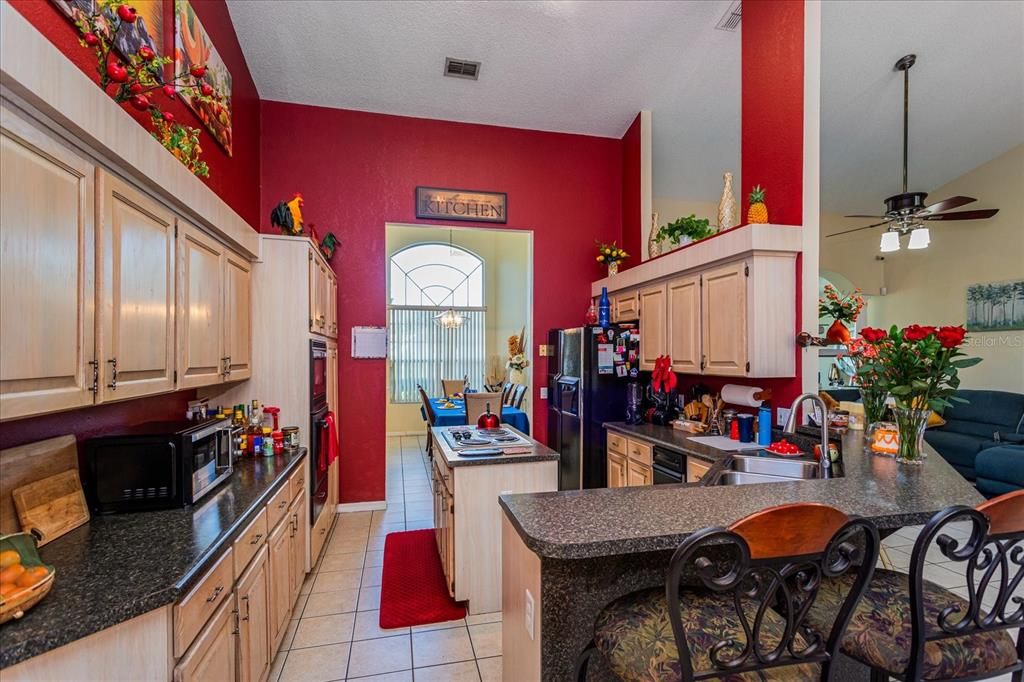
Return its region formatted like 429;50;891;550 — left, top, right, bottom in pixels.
310;339;330;522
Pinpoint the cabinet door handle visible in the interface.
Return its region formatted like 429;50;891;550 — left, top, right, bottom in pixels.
206;585;224;602
106;357;118;390
278;500;288;509
88;359;99;394
241;595;250;621
250;533;263;545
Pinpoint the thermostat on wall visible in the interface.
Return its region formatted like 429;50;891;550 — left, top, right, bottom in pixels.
351;326;388;358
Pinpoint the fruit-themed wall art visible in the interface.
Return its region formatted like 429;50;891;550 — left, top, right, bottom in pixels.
174;0;232;155
53;0;164;74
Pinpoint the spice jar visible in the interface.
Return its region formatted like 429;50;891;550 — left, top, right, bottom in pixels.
261;427;273;457
272;431;284;455
282;426;300;450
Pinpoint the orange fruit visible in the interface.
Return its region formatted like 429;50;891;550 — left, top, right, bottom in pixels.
16;566;48;588
0;550;19;569
0;563;25;583
0;582;18;598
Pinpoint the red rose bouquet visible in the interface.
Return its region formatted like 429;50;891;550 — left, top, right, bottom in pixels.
857;324;980;461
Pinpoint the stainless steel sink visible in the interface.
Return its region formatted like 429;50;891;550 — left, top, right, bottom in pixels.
730;454;819;479
713;471;800;486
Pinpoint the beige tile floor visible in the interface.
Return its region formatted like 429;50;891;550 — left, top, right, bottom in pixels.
269;434;1021;681
270;436;502;682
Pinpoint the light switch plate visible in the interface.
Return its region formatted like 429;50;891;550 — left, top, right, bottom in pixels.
538;344;553;357
776;407;791;428
539;387;548;400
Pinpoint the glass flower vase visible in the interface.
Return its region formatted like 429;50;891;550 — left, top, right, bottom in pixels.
893;406;930;463
608;261;619;276
860;385;889;426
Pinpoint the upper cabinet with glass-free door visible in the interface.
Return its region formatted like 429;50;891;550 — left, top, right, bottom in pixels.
97;171;176;402
0;102;96;420
177;221;226;389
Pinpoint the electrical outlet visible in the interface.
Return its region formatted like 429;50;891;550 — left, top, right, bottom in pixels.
539;387;548;400
524;589;535;640
776;407;792;428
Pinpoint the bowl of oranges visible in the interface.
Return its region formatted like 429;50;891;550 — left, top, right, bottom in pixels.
0;532;54;624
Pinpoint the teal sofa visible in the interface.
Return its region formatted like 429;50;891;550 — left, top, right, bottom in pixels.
923;389;1024;482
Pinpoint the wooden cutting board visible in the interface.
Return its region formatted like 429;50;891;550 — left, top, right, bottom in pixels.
12;469;90;545
0;435;88;544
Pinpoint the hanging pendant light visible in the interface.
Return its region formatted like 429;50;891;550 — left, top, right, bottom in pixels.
880;230;901;253
434;228;465;329
908;226;930;249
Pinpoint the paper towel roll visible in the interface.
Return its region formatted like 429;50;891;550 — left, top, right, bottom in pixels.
721;384;769;407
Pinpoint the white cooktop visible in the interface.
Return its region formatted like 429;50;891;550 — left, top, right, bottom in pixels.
439;426;532;452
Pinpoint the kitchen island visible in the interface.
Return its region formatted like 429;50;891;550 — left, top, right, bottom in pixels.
431;425;558;615
499;424;983;680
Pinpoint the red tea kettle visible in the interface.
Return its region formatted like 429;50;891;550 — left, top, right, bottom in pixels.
477;403;500;429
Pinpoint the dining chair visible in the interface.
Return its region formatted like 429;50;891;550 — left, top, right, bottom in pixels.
577;502;879;681
511;384;527;409
804;490;1024;682
441;378;465;399
464;392;503;426
501;382;513;405
418;385;437;459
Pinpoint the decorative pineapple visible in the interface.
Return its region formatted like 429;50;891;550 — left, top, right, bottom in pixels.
747;185;768;224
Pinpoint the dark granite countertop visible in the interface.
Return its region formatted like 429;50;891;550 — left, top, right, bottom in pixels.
433;425;559;467
500;424;982;559
0;449;306;669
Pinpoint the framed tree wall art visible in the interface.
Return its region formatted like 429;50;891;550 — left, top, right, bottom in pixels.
174;0;232;155
967;280;1024;332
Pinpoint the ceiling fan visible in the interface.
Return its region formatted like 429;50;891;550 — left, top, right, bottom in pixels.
829;54;999;251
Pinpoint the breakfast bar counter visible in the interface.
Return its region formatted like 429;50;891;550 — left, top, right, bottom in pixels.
0;449;307;669
499;426;983;680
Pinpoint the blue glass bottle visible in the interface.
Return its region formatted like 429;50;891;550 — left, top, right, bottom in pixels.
598;287;611;327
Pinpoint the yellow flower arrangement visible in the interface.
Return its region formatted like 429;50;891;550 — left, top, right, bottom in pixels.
595;241;628;266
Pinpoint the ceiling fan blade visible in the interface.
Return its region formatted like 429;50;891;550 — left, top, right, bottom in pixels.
915;195;975;216
923;208;999;221
843;214;888;219
827;221;890;237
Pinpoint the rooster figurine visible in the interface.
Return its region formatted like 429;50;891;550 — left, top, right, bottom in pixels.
270;193;305;235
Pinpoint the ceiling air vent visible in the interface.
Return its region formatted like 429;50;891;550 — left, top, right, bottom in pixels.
715;0;742;31
444;57;481;80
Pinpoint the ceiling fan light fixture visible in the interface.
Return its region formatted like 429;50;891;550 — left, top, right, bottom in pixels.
880;231;901;253
908;227;930;250
434;308;465;329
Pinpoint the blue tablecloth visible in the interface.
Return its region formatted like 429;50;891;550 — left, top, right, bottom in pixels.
421;398;530;434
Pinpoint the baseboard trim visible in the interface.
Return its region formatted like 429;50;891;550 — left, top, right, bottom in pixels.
336;501;387;513
386;431;422;437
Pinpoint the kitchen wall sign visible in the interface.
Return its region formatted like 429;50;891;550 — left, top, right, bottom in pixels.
415;187;507;224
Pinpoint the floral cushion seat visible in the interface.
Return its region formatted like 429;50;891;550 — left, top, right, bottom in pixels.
593;588;820;681
805;569;1018;680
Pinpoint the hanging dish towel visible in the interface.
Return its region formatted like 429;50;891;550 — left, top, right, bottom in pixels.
324;411;340;465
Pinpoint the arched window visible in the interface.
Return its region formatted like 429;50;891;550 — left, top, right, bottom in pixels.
388;243;485;403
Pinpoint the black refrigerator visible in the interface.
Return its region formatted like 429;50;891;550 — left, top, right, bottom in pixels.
548;326;640;490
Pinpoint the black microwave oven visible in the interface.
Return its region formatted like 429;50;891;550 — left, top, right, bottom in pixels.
84;419;239;513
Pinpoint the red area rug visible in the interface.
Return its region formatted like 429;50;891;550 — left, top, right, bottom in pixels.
379;529;466;628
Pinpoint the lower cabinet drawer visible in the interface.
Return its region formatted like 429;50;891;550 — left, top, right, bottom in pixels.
626;438;653;466
173;596;236;682
310;505;332;561
233;508;268;578
289;465;306;501
607;432;627;455
173;547;234;658
266;482;291;531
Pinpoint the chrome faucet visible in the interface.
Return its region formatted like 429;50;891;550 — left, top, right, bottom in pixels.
784;392;833;478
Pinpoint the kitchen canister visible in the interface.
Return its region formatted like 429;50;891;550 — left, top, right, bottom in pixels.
757;406;772;446
282;426;300;450
736;414;755;443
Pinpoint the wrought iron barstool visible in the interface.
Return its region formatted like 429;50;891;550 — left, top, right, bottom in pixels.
805;490;1024;682
576;503;880;681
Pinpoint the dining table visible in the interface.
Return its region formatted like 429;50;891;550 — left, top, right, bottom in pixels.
421;397;531;434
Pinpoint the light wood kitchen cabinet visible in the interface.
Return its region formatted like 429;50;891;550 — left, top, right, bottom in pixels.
701;260;747;377
611;290;639;323
638;283;667;371
176;221;226;389
308;249;336;338
267;511;291;653
288;490;307;605
667;274;701;373
686;457;712;483
0;103;96;421
96;171;176;402
224;252;252;381
607;450;628;488
173;598;236;682
627;458;653;486
235;545;270;682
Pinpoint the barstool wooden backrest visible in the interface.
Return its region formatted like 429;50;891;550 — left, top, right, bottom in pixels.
903;490;1024;681
667;503;879;682
441;379;465;399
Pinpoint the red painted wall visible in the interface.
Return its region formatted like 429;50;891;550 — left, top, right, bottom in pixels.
8;0;262;228
1;1;257;452
261;101;623;502
619;114;642;270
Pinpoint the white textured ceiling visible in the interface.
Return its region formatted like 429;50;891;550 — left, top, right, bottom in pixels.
228;0;1023;212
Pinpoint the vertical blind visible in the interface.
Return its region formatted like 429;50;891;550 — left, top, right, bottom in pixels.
388;307;486;403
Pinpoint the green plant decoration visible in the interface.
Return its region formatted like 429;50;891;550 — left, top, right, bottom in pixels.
655;214;714;245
